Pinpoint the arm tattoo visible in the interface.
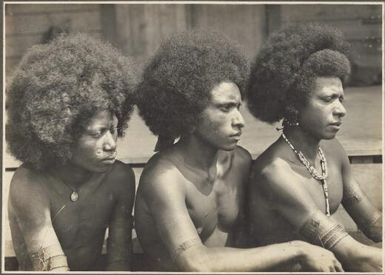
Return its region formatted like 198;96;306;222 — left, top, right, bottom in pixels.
30;244;69;271
299;212;348;250
171;237;201;261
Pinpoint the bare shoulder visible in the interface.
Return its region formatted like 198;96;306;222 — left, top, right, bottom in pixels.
233;145;252;169
9;165;50;221
9;165;49;205
107;160;136;193
251;145;295;196
138;151;186;201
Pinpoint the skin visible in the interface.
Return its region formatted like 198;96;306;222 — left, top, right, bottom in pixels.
135;81;342;272
8;110;135;271
248;77;382;272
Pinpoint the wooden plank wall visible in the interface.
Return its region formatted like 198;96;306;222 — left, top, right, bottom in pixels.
113;4;267;65
279;4;382;86
5;4;103;78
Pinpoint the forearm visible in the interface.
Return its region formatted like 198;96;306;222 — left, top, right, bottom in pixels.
359;212;382;242
106;236;131;271
30;244;69;271
177;241;304;272
331;235;382;272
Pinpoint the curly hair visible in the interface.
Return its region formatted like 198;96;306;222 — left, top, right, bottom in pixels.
136;30;249;141
247;24;351;123
6;33;137;170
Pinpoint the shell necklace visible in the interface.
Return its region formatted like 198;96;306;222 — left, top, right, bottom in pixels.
282;132;330;216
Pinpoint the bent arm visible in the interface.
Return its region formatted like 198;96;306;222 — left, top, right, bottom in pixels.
142;169;335;272
8;168;69;271
258;161;381;272
340;150;382;242
106;166;136;271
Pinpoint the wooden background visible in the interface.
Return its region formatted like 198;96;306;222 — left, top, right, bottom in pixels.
3;3;383;269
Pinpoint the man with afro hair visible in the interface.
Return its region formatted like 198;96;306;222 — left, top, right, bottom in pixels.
134;30;342;272
6;33;137;271
247;24;382;271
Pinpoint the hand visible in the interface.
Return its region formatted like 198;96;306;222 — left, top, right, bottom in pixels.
293;241;343;272
352;246;382;272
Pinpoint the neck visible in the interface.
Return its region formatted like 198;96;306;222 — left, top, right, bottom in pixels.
178;134;219;172
283;126;320;161
51;162;93;188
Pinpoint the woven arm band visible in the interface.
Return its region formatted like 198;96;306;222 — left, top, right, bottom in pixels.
299;212;348;250
30;244;69;271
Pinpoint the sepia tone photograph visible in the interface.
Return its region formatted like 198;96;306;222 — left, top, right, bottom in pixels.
2;1;383;272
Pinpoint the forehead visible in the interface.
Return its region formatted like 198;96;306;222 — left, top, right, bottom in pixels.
86;110;117;128
209;81;241;103
313;77;343;96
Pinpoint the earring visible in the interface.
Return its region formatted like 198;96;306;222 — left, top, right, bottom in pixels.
286;120;299;127
279;118;300;130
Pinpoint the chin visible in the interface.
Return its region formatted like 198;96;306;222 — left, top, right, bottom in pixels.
220;144;238;151
88;163;114;173
322;132;338;140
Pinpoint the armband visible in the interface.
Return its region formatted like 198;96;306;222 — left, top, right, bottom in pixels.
299;212;348;249
30;244;69;271
171;237;201;261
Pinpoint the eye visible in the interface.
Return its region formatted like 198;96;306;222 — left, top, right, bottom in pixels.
339;96;344;103
220;104;232;113
322;96;333;103
89;130;103;138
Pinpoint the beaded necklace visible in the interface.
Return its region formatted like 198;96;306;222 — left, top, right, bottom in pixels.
281;132;330;216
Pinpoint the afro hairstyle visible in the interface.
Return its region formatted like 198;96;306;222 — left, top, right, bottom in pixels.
136;30;249;141
247;24;351;123
6;33;137;170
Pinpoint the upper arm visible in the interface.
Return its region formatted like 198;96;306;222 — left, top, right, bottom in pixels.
255;161;320;229
106;163;136;270
140;166;204;265
8;168;65;270
337;142;382;241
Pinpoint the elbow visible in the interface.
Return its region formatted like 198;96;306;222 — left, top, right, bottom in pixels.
181;263;211;272
178;257;211;272
176;249;213;272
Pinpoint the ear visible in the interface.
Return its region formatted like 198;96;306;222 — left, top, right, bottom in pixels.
284;105;299;123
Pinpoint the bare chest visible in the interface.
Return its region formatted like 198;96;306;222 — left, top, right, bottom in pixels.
297;163;343;214
48;183;116;249
185;175;243;241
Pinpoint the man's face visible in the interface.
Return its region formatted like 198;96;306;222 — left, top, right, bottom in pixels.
71;110;118;172
299;77;347;140
194;81;244;151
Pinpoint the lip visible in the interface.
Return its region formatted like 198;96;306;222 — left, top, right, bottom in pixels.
101;155;116;163
229;132;242;141
229;132;242;138
329;122;342;131
329;122;342;129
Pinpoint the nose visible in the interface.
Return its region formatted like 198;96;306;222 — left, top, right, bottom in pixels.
333;100;346;118
103;131;117;151
232;109;245;128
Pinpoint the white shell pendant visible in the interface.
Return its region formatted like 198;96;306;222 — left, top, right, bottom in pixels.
70;191;79;202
